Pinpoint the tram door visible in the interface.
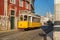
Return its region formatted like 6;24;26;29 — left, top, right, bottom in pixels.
10;10;15;29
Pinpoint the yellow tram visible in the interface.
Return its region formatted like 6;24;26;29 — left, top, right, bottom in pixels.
18;13;42;29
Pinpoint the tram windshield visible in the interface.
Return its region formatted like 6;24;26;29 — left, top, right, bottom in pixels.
20;15;23;21
24;15;27;21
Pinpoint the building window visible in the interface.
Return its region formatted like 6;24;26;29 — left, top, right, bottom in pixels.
19;0;23;7
11;10;15;15
10;0;16;4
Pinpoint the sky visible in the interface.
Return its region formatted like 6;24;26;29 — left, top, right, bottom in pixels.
34;0;54;16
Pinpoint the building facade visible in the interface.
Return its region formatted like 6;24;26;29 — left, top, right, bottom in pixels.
54;0;60;24
0;0;35;31
53;0;60;40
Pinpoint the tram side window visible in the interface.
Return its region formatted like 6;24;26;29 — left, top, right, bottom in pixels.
32;17;40;22
32;17;36;22
20;15;23;21
37;18;40;22
24;15;27;21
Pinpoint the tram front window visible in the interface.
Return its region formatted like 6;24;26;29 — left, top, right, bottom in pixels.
24;15;27;21
20;15;23;21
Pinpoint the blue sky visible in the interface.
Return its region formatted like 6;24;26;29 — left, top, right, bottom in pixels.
34;0;54;16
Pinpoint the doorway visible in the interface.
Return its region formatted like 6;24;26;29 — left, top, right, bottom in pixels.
10;10;15;29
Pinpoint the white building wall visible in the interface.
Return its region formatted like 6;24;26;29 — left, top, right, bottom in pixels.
54;4;60;21
54;0;60;40
54;0;60;21
0;0;8;31
53;32;60;40
55;0;60;4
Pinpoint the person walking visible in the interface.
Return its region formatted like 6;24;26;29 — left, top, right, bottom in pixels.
47;20;54;26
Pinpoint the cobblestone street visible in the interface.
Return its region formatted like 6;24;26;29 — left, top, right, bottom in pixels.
0;29;45;40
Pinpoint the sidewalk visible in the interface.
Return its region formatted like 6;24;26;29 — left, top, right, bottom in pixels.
0;29;18;34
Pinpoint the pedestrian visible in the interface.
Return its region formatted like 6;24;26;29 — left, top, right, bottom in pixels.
47;20;54;31
47;20;54;26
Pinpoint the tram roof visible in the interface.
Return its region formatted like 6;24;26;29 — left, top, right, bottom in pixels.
19;13;40;18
